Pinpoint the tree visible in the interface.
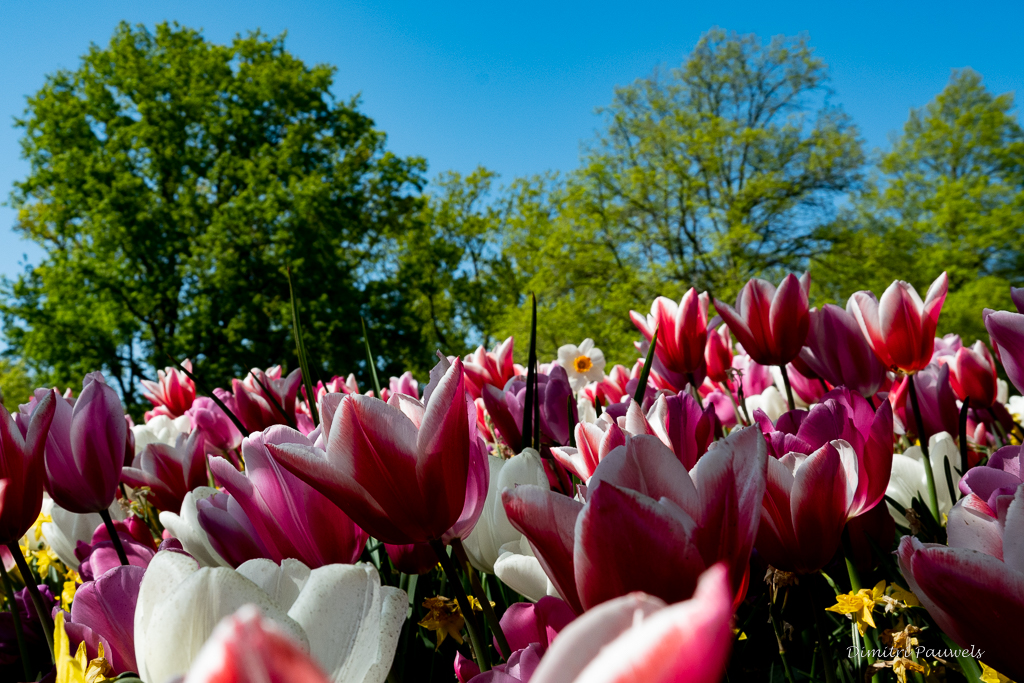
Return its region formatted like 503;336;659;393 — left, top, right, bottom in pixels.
492;28;863;362
814;69;1024;344
1;22;426;412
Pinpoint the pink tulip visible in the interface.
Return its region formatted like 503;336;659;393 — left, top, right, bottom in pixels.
623;393;718;470
64;565;144;674
121;431;207;513
755;392;894;574
550;419;626;482
713;273;811;367
784;361;828;405
269;357;476;545
949;341;998;408
898;482;1024;680
594;364;633;406
799;304;887;398
985;307;1024;394
384;542;438;574
196;490;272;567
848;272;948;373
504;429;766;613
182;605;332;683
464;336;518;400
889;362;959;441
140;360;196;421
210;425;369;567
75;524;155;581
0;392;54;545
43;374;127;514
931;333;963;365
381;371;419;402
630;289;710;376
482;366;576;451
230;366;303;433
528;564;733;683
732;354;774;398
704;324;734;385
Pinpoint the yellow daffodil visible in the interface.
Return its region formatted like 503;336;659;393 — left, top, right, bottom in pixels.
418;596;464;648
32;547;63;578
825;580;885;636
467;596;494;612
891;656;929;683
55;611;114;683
980;662;1015;683
62;571;82;611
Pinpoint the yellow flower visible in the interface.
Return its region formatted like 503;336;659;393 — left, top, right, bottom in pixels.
418;596;464;648
891;656;929;683
62;571;82;611
879;583;920;614
30;512;52;543
980;662;1015;683
467;596;494;612
825;580;886;636
55;611;114;683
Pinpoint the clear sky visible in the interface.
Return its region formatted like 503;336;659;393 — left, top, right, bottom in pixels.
1;0;1022;281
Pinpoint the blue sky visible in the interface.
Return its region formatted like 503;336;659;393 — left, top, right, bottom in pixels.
1;0;1022;281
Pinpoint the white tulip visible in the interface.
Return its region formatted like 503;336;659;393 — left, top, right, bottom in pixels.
41;498;126;569
132;414;192;454
886;432;962;527
744;385;788;422
493;537;561;603
462;448;549;574
134;551;407;683
159;487;231;568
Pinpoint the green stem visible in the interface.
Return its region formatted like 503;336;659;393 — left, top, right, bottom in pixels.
1;561;33;682
451;539;512;661
429;539;490;672
808;585;837;683
9;542;54;663
958;397;970;474
845;558;881;683
768;609;797;683
98;509;130;566
907;374;941;522
779;364;796;412
687;372;703;408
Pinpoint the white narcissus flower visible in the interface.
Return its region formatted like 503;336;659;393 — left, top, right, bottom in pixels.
493;537;561;603
41;497;127;569
557;339;606;393
159;487;231;568
132;414;192;454
135;551;407;683
1007;393;1024;423
462;448;549;574
886;432;961;527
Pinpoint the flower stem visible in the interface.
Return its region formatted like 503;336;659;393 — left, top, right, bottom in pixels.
958;397;970;473
451;538;512;661
768;609;797;683
906;374;941;523
98;509;131;566
8;542;55;663
779;364;796;412
808;584;837;683
845;558;881;683
429;539;490;672
1;560;33;682
686;373;704;408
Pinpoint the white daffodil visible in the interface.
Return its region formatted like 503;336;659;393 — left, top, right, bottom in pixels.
135;551;406;683
885;432;962;527
41;498;127;569
557;339;606;393
132;414;192;455
159;487;231;568
462;448;549;574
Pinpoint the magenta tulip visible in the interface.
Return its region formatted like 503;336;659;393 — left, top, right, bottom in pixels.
187;395;243;457
704;324;734;385
140;359;196;421
985;307;1024;394
482;366;576;450
623;393;718;470
889;362;959;442
121;431;207;513
713;273;810;367
463;336;517;400
799;303;887;398
269;357;475;545
196;490;272;567
0;392;54;545
898;483;1024;680
848;272;948;373
550;419;626;482
384;542;438;574
43;374;127;514
230;366;303;433
504;428;766;613
528;564;734;683
65;565;144;674
209;426;368;567
630;289;710;376
949;341;998;408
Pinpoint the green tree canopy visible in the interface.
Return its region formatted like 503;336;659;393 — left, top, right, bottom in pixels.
1;22;427;411
813;69;1024;345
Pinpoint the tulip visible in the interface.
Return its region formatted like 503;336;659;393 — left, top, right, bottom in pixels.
383;542;438;574
0;585;52;668
140;360;196;421
269;357;474;545
799;303;888;398
732;353;774;399
382;371;419;402
848;272;948;373
41;500;127;570
196;490;274;568
64;565;144;674
897;483;1024;680
704;324;734;385
622;393;717;470
230;366;303;433
885;432;961;527
482;366;576;451
210;426;368;567
0;393;55;546
464;337;517;400
778;362;827;406
931;333;962;364
186;395;243;459
528;564;733;683
504;428;766;613
182;605;332;683
714;273;810;367
889;363;959;442
159;487;236;568
463;448;550;574
958;443;1021;509
550;420;625;482
43;374;127;514
134;551;406;683
986;307;1024;394
75;524;155;581
949;341;998;408
121;431;207;514
593;364;632;406
130;414;192;454
630;290;710;377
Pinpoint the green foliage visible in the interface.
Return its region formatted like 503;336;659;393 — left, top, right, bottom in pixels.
0;359;34;412
2;22;426;412
814;69;1024;344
